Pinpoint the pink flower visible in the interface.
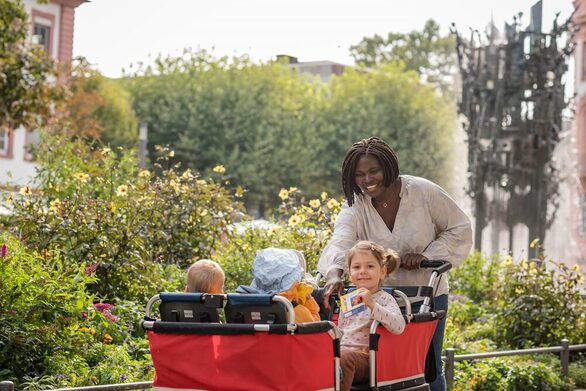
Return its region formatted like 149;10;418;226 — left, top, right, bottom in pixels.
1;244;7;257
81;312;87;320
7;309;16;315
84;263;99;275
103;310;119;322
93;303;114;312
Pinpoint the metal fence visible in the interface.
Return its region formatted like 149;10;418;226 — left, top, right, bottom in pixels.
1;340;585;391
444;338;586;389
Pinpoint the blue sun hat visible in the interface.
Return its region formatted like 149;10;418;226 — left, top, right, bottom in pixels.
250;248;303;294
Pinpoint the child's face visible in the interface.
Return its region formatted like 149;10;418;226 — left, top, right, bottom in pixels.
349;250;386;292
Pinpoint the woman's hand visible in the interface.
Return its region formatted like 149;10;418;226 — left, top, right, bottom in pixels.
402;253;427;270
323;269;344;310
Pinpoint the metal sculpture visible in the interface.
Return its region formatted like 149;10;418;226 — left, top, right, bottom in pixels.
452;1;574;256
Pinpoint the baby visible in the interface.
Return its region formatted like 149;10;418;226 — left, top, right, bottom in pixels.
237;248;320;323
185;259;225;294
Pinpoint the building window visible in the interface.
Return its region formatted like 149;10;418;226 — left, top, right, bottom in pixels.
581;195;586;236
0;129;14;158
33;23;51;53
30;9;55;57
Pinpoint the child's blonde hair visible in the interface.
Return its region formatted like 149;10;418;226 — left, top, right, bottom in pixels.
186;259;225;293
347;240;401;276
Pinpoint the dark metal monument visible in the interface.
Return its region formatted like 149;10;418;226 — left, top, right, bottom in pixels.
452;1;574;256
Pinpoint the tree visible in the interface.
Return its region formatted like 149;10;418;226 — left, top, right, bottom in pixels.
0;0;60;132
54;58;138;148
349;20;457;96
322;63;455;191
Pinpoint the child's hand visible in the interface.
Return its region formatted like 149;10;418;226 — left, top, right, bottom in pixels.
356;288;374;310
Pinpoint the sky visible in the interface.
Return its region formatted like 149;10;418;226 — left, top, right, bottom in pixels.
73;0;575;78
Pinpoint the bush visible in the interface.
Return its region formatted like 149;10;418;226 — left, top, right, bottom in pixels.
450;251;500;306
7;134;240;301
569;358;586;388
495;257;586;348
453;358;574;391
215;187;340;291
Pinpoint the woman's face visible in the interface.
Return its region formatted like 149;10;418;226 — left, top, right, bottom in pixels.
355;154;388;199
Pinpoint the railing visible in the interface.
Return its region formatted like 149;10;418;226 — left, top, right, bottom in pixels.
0;381;153;391
2;340;585;391
444;338;586;390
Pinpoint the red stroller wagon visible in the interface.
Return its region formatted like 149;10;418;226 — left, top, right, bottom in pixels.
142;261;449;391
143;293;342;391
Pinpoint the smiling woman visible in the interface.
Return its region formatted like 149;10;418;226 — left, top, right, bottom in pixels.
317;136;473;391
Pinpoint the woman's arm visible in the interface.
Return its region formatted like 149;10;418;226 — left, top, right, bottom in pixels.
317;204;358;276
420;180;473;268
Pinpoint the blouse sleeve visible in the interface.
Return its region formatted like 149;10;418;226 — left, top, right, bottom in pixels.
420;180;473;268
317;204;358;276
371;294;405;335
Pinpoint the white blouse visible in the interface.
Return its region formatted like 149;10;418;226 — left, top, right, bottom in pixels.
317;175;473;297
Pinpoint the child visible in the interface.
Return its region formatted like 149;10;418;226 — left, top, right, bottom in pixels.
236;248;320;323
339;241;405;391
185;259;225;294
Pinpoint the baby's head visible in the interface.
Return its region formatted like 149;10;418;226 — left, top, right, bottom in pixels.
185;259;225;294
250;248;305;293
347;241;400;280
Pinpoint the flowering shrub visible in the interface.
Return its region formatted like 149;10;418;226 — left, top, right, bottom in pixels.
215;187;342;291
7;134;240;301
495;256;586;348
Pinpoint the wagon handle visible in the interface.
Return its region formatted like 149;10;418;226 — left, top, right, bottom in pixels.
420;260;452;275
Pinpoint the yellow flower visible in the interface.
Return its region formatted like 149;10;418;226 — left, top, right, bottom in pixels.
306;228;316;238
309;199;321;209
278;188;289;200
79;327;96;334
503;255;513;267
116;185;128;197
19;186;32;196
101;147;111;155
520;259;528;270
235;186;244;198
169;150;175;157
181;169;193;180
103;333;113;344
169;179;180;193
288;214;302;227
74;172;90;183
327;198;340;209
572;264;580;272
213;164;226;174
6;194;13;204
515;287;524;294
138;170;150;178
529;238;540;248
289;187;298;193
196;179;207;186
49;198;61;213
321;192;328;201
330;214;337;224
578;274;585;284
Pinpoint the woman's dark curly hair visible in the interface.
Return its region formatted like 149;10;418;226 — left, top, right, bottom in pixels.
341;137;400;206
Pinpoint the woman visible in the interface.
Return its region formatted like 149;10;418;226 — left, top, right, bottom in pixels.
318;137;472;391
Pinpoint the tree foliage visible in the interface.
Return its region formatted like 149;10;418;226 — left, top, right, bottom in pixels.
349;19;457;96
54;58;138;148
124;50;456;212
0;0;60;132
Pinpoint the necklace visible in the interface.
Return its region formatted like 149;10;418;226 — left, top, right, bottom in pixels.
375;180;400;208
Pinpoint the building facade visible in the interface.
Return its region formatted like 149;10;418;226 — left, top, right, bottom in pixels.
0;0;85;187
